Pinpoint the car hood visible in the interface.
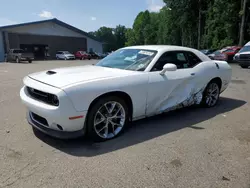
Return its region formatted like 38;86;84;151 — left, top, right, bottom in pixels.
238;51;250;55
28;65;138;88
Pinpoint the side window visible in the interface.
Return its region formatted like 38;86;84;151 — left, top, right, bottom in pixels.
185;52;202;67
151;51;189;71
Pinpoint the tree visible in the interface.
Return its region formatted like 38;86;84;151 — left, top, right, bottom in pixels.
92;27;116;52
114;25;127;49
239;0;248;46
125;28;136;46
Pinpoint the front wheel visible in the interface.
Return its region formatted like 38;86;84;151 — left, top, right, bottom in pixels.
201;81;220;107
16;57;20;63
86;96;129;141
28;60;32;63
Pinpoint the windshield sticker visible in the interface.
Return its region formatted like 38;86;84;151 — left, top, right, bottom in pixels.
138;50;154;56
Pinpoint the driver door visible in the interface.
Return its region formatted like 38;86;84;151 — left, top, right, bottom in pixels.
146;51;202;116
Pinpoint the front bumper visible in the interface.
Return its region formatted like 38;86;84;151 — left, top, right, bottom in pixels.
27;111;85;139
20;77;87;138
21;57;34;61
237;60;250;66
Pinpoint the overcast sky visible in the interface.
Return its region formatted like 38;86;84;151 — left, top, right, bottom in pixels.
0;0;165;32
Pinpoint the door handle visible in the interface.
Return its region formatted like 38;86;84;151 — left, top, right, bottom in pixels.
191;73;195;76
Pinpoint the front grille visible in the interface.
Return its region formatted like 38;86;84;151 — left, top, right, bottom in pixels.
26;87;59;106
239;54;250;60
31;112;48;126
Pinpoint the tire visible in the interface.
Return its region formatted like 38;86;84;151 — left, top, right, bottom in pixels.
86;96;129;142
16;57;20;63
201;81;220;108
241;65;248;69
28;60;32;63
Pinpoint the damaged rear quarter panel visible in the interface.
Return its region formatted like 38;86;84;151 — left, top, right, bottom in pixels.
145;62;222;116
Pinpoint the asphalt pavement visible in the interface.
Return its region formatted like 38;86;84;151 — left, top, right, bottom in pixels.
0;60;249;188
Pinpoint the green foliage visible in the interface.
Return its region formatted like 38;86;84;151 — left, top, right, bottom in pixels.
89;25;127;52
89;0;250;51
125;0;250;50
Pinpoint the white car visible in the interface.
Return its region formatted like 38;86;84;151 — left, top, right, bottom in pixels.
56;51;75;60
233;41;250;68
20;45;232;141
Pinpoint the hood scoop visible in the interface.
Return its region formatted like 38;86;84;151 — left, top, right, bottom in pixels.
46;70;57;75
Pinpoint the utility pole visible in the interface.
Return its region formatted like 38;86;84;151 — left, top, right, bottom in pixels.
239;0;248;46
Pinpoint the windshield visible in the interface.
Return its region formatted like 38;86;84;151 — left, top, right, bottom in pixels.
15;49;24;53
63;51;71;54
239;46;250;53
80;51;86;54
200;50;208;54
95;49;157;71
213;50;221;55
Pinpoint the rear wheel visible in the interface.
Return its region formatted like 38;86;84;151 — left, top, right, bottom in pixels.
201;81;220;107
86;96;129;142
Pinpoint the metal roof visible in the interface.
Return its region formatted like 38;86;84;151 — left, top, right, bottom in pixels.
0;18;102;43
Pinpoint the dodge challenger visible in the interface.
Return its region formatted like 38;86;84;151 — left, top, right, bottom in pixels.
20;45;232;141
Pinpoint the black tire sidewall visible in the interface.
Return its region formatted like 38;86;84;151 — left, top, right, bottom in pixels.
201;81;220;108
241;65;248;68
86;96;129;142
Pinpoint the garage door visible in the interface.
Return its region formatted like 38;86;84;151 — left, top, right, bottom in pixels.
8;33;87;59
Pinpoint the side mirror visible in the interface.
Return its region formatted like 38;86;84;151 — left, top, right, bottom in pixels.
160;63;177;75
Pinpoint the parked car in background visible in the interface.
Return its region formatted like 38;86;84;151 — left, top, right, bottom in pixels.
200;49;216;55
5;49;34;63
234;41;250;68
96;53;108;59
208;50;223;60
75;51;91;60
20;45;232;141
88;52;101;59
208;46;241;61
56;51;75;60
222;46;241;61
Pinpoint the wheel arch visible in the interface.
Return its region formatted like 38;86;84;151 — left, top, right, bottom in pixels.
208;77;222;90
87;91;134;121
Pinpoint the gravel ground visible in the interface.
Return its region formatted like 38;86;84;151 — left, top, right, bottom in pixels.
0;60;249;188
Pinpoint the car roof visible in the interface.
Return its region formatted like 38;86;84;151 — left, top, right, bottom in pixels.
122;45;201;53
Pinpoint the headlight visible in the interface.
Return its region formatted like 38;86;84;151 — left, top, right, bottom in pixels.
50;94;59;106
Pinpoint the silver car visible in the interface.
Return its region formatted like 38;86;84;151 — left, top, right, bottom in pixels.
56;51;75;60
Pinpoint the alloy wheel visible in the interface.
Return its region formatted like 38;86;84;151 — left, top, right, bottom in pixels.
205;83;219;107
93;101;126;139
